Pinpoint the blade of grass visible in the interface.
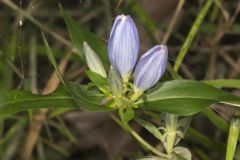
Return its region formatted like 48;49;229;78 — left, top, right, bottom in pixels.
48;119;79;145
186;127;225;153
42;34;67;89
1;117;27;146
37;139;45;160
194;148;210;160
173;0;213;72
167;64;183;80
226;118;240;160
41;138;70;157
202;108;229;132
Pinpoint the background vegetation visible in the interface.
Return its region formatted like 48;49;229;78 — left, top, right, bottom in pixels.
0;0;240;159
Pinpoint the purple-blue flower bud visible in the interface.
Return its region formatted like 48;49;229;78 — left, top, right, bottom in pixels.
108;14;140;81
134;45;168;91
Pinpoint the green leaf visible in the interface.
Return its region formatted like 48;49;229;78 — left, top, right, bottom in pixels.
202;108;229;132
0;87;76;117
60;5;109;67
119;97;137;108
0;82;115;117
202;79;240;88
43;36;112;112
43;34;67;89
85;70;109;94
65;81;114;111
135;118;163;142
119;107;134;123
137;80;240;115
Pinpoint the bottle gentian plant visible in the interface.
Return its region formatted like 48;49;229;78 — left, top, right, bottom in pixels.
83;13;168;110
84;14;168;103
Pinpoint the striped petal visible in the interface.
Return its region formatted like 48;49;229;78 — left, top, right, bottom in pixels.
134;45;168;90
108;14;140;80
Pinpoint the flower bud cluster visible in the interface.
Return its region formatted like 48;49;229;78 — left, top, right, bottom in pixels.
108;15;168;94
83;14;168;104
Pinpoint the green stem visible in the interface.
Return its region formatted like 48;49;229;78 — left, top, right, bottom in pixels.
226;118;240;160
173;0;213;72
110;115;170;159
165;113;177;155
127;125;170;159
130;89;143;101
122;75;130;95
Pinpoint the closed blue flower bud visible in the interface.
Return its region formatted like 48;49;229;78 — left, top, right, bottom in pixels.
134;45;168;91
108;14;140;80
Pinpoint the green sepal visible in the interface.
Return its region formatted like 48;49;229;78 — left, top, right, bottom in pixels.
85;70;109;94
83;42;107;78
108;67;123;97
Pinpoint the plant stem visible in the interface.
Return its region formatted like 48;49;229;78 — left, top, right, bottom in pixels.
165;113;177;155
130;89;143;102
226;118;240;160
127;125;170;158
173;0;213;72
111;115;170;159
